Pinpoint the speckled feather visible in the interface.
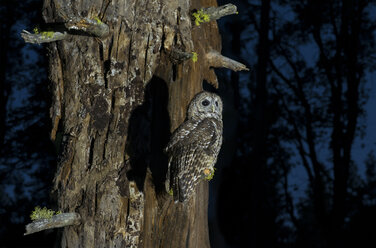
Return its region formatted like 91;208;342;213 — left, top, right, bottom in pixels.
165;91;223;202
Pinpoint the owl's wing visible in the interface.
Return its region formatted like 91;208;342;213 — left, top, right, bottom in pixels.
165;118;219;152
166;118;220;202
165;120;197;194
165;119;196;153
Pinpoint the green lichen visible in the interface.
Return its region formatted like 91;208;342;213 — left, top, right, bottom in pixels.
32;27;55;39
192;9;210;26
204;167;216;181
30;206;61;221
40;31;55;39
192;52;198;62
94;17;102;24
33;26;40;34
168;188;174;196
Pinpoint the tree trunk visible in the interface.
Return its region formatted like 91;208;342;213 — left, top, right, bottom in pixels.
43;0;222;247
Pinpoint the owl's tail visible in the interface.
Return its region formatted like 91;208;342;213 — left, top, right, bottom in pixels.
165;158;188;203
176;179;187;203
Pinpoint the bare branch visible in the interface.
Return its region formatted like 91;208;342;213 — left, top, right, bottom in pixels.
21;30;68;44
24;213;81;236
203;4;238;21
192;4;238;26
65;17;109;37
21;17;109;44
206;50;249;71
272;83;315;184
281;160;299;229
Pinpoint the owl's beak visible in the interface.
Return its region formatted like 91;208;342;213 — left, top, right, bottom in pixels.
212;105;215;112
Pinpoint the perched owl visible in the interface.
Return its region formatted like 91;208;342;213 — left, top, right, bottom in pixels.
165;91;223;202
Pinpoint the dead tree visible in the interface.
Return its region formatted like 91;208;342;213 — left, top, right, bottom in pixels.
22;0;246;247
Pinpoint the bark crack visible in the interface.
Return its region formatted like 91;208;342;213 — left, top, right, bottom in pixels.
50;43;64;141
94;183;98;214
143;33;151;82
99;42;109;89
99;0;111;20
127;33;134;80
185;226;190;248
102;91;115;162
88;137;95;170
115;20;124;60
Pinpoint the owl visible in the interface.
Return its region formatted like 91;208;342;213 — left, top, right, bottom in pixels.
165;91;223;202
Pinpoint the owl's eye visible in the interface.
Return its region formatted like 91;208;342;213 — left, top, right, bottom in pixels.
202;99;210;106
215;101;219;107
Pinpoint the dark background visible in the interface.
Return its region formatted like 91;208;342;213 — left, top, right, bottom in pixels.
1;0;376;247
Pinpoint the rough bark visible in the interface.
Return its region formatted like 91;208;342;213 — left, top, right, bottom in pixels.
42;0;225;247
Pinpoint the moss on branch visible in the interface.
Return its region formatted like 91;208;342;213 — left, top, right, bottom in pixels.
24;212;81;236
192;4;238;26
21;17;109;44
30;206;62;221
65;17;109;37
21;30;67;44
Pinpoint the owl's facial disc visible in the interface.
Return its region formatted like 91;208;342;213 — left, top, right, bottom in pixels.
187;91;223;120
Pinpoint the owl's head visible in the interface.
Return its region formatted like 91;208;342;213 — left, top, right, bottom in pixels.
187;91;223;120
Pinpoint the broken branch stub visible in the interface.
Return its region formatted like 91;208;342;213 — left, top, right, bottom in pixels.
24;213;81;236
169;48;194;64
65;17;109;37
203;3;238;21
206;50;249;72
192;3;238;26
21;30;68;44
21;17;109;44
